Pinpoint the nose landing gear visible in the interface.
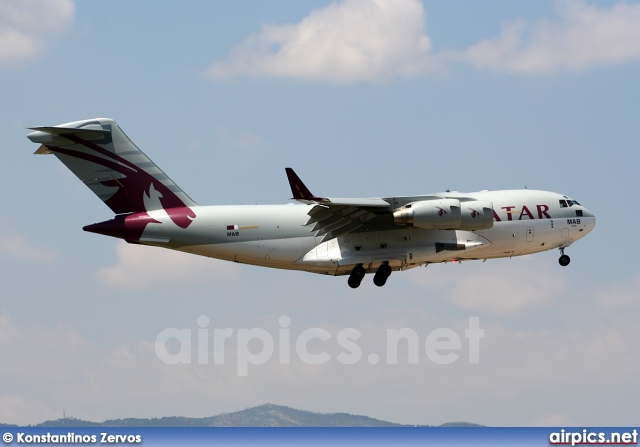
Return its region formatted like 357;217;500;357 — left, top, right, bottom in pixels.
558;247;571;267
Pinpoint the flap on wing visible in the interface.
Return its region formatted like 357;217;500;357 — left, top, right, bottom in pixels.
306;202;391;242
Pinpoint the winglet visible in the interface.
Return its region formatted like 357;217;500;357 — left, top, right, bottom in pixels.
285;168;324;202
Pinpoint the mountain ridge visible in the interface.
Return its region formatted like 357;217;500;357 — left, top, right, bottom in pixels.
3;404;483;428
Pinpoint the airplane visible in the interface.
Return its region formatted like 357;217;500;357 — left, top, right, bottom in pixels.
27;118;596;288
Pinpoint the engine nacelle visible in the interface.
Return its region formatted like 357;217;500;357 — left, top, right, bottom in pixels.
459;200;494;230
394;199;494;230
393;199;461;229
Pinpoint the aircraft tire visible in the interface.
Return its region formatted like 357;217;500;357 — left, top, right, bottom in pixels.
559;254;571;267
356;267;366;278
373;274;387;287
350;265;365;278
348;276;363;289
373;262;392;287
377;263;392;277
348;264;366;288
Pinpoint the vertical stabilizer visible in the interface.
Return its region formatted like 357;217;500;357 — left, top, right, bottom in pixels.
27;118;197;228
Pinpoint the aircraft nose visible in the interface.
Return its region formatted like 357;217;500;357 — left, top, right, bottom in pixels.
581;207;596;234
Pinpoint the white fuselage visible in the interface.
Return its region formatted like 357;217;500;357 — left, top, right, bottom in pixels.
137;189;595;276
27;118;595;284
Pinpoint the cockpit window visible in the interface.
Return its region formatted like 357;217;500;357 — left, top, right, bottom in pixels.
561;199;581;207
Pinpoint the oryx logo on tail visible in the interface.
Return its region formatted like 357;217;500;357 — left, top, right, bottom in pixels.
28;118;197;241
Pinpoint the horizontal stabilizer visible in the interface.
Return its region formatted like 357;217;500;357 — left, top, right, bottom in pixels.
27;126;111;143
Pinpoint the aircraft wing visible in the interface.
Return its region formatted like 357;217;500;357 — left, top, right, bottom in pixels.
285;168;392;242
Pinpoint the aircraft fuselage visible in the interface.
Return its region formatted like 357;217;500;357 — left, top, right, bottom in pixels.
85;189;595;276
28;118;595;287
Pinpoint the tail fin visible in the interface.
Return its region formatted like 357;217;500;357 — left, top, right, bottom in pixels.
27;118;197;228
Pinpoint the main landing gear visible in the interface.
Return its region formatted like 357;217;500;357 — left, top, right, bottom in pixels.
348;264;366;289
348;262;392;288
558;247;571;267
373;261;392;287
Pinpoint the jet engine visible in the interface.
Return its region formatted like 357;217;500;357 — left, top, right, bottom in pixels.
393;199;494;230
459;200;494;230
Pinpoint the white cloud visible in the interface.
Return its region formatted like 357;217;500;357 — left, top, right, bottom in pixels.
0;313;88;424
1;291;639;426
207;0;434;83
97;241;239;290
408;257;565;316
208;0;640;82
0;0;74;68
595;273;640;309
0;232;58;263
0;395;59;426
0;314;87;383
460;0;640;73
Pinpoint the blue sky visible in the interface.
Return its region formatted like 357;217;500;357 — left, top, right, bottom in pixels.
1;0;639;426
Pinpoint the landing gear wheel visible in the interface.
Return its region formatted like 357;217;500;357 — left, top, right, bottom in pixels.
559;254;571;267
373;262;392;287
373;274;388;287
348;276;363;289
348;264;366;289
